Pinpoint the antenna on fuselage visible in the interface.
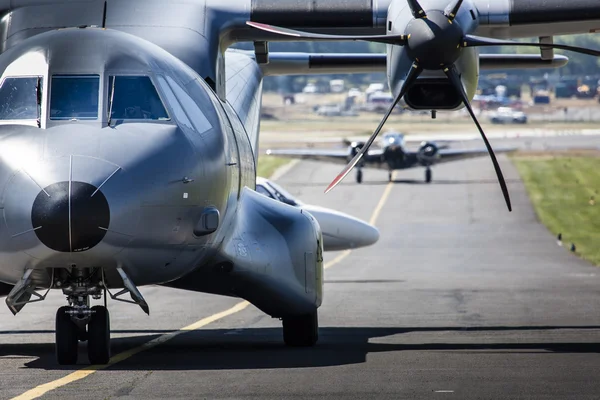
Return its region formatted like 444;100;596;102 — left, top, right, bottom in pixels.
35;76;42;128
102;1;107;28
107;76;115;127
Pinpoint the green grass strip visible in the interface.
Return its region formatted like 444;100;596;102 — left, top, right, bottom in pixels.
513;155;600;265
256;155;290;178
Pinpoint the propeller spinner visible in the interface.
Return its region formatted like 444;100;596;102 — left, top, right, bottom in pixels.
247;0;600;211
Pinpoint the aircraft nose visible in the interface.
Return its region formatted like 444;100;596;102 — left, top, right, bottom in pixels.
1;152;138;259
31;181;110;253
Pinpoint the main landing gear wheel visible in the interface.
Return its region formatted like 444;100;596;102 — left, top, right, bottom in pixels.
87;306;111;364
425;167;432;183
356;169;363;184
56;306;79;365
282;312;319;347
388;171;393;182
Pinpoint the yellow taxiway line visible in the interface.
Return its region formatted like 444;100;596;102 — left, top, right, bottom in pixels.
11;175;395;400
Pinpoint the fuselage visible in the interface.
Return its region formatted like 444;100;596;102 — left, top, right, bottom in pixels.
0;28;261;289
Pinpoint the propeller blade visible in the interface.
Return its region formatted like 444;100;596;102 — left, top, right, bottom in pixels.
444;0;464;21
407;0;427;19
463;35;600;57
325;63;423;193
246;22;407;45
443;64;512;212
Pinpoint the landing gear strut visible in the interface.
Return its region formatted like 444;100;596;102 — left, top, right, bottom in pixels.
355;168;363;184
388;171;393;182
425;167;432;183
282;312;319;347
53;267;148;365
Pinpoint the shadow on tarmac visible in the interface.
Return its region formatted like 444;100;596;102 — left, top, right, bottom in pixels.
2;326;600;371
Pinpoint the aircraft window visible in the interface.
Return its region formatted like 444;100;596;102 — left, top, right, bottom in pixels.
108;76;169;120
256;184;275;199
0;77;41;120
155;75;193;130
165;76;212;134
50;75;99;120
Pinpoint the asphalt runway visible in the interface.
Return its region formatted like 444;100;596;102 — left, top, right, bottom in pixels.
2;135;600;399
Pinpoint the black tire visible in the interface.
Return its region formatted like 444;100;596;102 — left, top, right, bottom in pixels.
283;312;319;347
87;306;111;364
56;306;79;365
356;170;363;184
425;168;432;183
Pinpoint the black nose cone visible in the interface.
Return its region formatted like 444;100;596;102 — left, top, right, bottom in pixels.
31;182;110;252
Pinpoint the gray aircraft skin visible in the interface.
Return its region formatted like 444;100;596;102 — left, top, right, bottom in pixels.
0;0;599;364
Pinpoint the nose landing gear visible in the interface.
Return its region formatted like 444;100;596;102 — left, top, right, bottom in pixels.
52;267;148;365
55;302;110;365
55;268;111;365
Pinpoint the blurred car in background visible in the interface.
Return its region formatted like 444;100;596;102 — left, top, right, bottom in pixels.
315;104;342;116
489;107;528;124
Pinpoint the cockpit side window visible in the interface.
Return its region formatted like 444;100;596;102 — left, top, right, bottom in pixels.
50;75;99;120
108;76;169;121
0;77;41;121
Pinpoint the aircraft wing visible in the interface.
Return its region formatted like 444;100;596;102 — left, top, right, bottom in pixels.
265;148;385;166
433;147;517;165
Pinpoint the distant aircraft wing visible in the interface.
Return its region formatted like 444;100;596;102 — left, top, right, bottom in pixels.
265;148;385;166
434;147;517;164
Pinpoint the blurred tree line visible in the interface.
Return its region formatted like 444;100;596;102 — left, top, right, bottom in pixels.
234;34;600;92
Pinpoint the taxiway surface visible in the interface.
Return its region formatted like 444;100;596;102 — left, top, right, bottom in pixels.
2;135;600;399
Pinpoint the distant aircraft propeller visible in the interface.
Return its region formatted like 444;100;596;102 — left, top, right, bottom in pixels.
247;0;600;211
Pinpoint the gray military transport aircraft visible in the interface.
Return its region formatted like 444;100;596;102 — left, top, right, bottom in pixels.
265;131;515;184
0;0;599;365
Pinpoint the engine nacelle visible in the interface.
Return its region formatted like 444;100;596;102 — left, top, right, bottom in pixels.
386;0;480;111
417;141;439;166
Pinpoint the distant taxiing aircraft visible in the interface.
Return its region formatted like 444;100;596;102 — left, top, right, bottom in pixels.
267;132;515;184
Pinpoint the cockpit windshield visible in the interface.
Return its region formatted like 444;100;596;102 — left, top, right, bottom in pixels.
50;75;99;120
0;77;40;120
383;132;405;146
108;76;169;120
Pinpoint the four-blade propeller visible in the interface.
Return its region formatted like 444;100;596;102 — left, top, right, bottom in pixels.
247;0;600;212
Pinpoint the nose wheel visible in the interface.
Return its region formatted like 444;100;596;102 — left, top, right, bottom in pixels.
55;305;111;365
425;167;432;183
87;306;111;364
55;306;79;365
